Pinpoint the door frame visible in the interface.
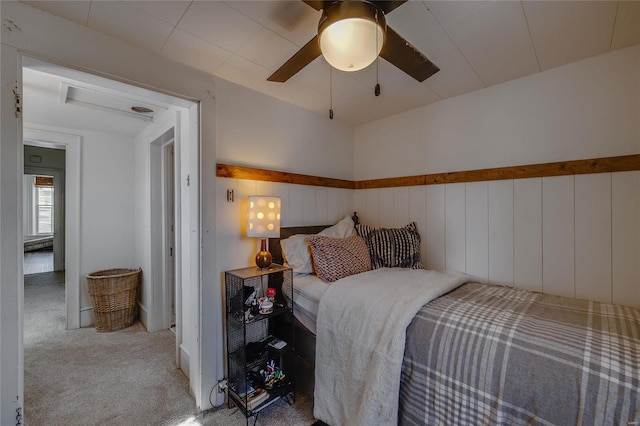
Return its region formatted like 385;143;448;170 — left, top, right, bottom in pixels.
23;127;81;329
163;141;177;329
144;110;189;375
148;124;177;330
1;32;210;421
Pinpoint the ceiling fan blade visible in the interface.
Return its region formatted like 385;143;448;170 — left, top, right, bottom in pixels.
372;1;407;14
379;26;440;82
302;0;326;11
267;36;322;82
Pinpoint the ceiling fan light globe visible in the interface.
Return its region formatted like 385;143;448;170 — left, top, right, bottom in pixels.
320;17;384;72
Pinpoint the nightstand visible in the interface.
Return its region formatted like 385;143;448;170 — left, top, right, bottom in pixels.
224;264;294;425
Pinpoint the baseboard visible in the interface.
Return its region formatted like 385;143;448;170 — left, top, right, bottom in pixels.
80;306;93;328
180;343;190;379
138;302;147;329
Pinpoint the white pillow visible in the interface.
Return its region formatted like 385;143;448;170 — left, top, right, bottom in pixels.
280;234;313;275
280;215;355;275
318;215;355;239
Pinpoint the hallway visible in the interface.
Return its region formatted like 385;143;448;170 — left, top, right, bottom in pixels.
23;271;197;425
24;249;54;275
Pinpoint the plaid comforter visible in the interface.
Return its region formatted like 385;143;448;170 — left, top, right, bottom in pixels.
399;283;640;426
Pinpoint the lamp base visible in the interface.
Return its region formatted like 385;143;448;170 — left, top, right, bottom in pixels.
255;238;272;269
255;251;272;269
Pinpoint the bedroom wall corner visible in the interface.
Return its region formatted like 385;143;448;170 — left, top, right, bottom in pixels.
353;44;640;181
216;177;354;274
214;79;355;181
214;77;357;336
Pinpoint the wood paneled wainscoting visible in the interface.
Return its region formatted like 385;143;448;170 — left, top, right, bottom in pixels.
217;154;640;308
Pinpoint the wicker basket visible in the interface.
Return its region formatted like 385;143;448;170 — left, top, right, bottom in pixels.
87;268;141;332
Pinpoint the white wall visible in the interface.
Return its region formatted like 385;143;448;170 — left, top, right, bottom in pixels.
354;172;640;308
24;145;65;169
217;178;353;273
216;79;355;181
79;128;136;305
215;80;355;278
27;125;138;322
352;44;640;308
0;2;217;419
354;44;640;180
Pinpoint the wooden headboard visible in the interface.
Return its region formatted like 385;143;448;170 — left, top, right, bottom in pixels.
269;212;360;266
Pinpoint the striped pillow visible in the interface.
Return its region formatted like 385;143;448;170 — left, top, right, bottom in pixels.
355;222;424;269
308;235;371;283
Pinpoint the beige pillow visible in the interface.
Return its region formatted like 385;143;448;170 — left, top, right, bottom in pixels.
308;235;371;283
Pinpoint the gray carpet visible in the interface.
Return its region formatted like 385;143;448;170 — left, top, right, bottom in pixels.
24;271;316;425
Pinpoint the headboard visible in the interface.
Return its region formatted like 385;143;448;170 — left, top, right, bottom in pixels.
269;212;360;266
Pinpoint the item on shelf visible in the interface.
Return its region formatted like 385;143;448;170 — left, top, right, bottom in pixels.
245;336;275;363
236;379;253;397
260;360;286;388
246;388;269;409
244;310;254;322
250;299;259;316
259;300;273;314
231;285;257;314
268;338;287;350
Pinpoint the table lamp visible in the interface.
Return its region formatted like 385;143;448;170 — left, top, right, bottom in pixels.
247;196;281;269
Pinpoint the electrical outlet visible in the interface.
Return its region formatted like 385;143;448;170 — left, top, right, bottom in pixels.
217;379;228;393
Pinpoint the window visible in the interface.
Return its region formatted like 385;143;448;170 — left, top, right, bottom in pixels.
33;176;54;235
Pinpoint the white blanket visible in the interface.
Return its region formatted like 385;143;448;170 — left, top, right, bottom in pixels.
313;268;469;426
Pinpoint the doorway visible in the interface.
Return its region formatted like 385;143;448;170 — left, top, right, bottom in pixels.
23;145;66;276
19;57;199;420
150;128;179;333
0;36;208;420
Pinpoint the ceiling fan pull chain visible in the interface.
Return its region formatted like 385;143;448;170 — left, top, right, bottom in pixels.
329;66;334;120
375;60;381;97
375;10;381;97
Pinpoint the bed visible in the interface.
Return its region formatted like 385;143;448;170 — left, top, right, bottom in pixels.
269;217;640;426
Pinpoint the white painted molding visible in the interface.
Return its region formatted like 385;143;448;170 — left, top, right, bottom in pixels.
80;306;93;329
180;344;190;380
138;303;148;330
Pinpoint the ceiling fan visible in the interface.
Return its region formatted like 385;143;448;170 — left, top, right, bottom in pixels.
267;0;440;83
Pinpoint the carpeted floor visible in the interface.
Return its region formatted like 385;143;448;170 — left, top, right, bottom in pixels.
24;271;316;425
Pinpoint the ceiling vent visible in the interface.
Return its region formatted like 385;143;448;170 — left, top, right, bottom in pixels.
60;83;167;122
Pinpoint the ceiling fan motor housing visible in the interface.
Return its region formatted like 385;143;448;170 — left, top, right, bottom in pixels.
318;1;387;72
267;0;438;83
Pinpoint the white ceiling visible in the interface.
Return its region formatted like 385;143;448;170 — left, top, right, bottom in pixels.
22;60;179;137
23;0;640;126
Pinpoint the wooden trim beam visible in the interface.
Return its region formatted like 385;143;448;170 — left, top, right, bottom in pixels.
217;154;640;190
216;163;355;189
356;154;640;189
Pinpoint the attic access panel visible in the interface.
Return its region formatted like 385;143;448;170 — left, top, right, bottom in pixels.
60;83;168;122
